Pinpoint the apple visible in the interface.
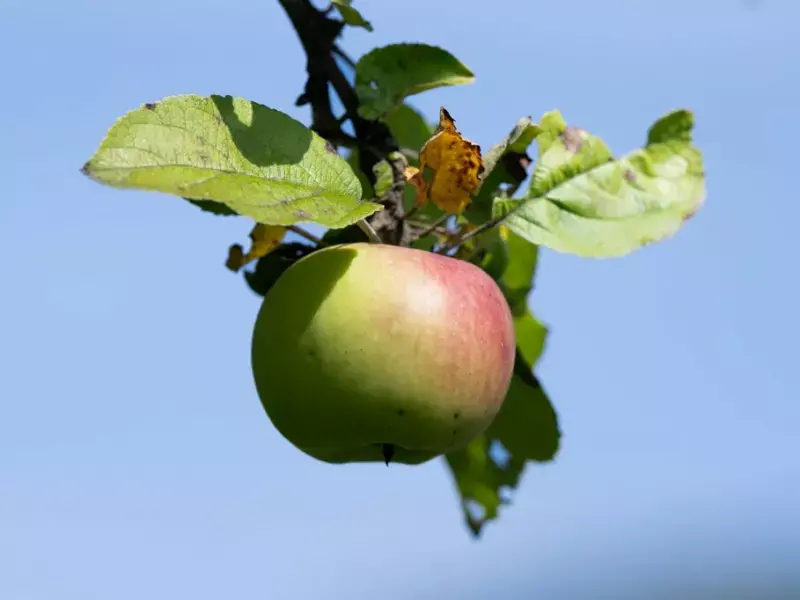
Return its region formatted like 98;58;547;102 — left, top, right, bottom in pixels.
250;242;516;465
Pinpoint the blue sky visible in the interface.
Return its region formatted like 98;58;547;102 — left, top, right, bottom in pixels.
1;0;799;598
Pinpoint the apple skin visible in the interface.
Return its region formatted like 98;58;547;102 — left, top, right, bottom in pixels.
250;242;516;465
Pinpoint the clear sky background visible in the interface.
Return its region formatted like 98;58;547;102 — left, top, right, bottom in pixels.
2;0;799;598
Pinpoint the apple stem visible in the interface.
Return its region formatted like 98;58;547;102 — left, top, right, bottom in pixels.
357;219;383;244
381;443;395;466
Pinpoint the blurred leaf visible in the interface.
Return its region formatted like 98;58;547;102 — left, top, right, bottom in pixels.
187;198;238;216
372;152;406;197
355;44;475;119
384;103;434;152
498;226;539;312
330;0;372;31
486;354;560;463
445;352;560;536
445;435;525;536
475;228;509;281
528;110;614;198
82;94;381;228
226;223;287;272
465;117;541;223
446;223;557;536
321;223;369;245
494;226;548;368
346;148;374;200
410;234;438;252
497;109;706;258
242;242;317;298
512;311;547;370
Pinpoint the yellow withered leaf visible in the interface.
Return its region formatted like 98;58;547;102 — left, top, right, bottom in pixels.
403;165;425;199
226;223;286;272
415;107;484;214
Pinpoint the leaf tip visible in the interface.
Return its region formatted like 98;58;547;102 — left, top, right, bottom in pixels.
647;108;696;145
226;244;245;272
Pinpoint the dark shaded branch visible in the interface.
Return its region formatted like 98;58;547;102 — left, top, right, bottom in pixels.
277;0;411;245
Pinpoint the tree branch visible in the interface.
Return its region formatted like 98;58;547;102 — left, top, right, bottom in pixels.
277;0;410;245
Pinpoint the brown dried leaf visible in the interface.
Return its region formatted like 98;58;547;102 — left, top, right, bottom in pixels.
226;223;287;272
416;108;484;215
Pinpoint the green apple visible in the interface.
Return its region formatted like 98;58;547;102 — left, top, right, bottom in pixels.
250;242;516;465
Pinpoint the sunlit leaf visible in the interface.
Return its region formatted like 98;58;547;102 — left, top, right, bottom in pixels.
528;110;614;199
498;226;538;311
415;108;484;215
372;152;406;197
465;118;541;223
355;44;475;119
82;94;381;229
512;311;547;370
330;0;372;31
496;109;706;258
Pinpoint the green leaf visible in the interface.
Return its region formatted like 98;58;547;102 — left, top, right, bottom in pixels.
330;0;373;31
464;117;541;224
321;223;370;246
345;148;374;200
444;351;560;536
500;227;539;309
187;198;238;216
485;353;560;463
501;229;548;368
445;223;557;536
498;109;706;258
474;229;509;281
82;94;382;229
444;435;526;537
647;108;694;144
384;103;434;152
355;44;475;120
242;242;317;297
528;110;614;198
481;117;541;187
511;311;547;373
372;151;406;197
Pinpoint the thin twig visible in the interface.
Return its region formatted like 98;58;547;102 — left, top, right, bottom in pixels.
406;219;447;235
438;216;505;254
416;213;451;241
332;44;356;68
357;219;383;243
287;225;327;247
